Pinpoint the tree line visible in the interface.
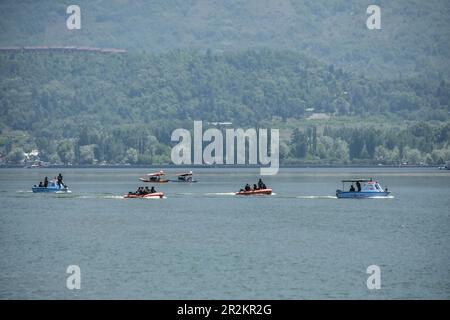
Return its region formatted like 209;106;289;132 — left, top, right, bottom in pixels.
0;50;449;165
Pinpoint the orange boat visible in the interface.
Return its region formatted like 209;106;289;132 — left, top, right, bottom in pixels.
235;188;272;196
124;192;164;199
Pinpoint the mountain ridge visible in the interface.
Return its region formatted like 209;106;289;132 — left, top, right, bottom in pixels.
1;0;449;78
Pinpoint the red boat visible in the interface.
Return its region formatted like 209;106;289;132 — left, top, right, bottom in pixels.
124;192;164;199
235;188;272;196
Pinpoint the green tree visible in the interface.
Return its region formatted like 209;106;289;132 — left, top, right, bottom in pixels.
290;128;308;158
125;148;138;164
403;147;423;164
57;141;75;164
5;147;24;163
79;145;97;164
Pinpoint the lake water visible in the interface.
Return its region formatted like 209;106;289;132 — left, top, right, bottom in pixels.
0;167;449;299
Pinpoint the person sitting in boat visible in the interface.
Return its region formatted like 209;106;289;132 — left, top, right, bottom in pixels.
150;187;156;193
245;184;251;191
349;184;355;192
356;181;361;192
150;176;160;182
253;184;259;191
44;177;48;188
144;186;151;194
38;181;43;188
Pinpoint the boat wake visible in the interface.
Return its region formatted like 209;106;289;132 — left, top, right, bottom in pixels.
76;194;126;200
145;196;167;199
173;192;236;197
43;194;125;200
11;191;392;200
365;195;395;199
296;195;337;199
205;192;237;196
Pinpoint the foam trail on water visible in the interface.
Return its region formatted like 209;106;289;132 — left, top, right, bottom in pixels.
138;196;166;199
296;195;337;199
368;195;395;199
204;192;236;196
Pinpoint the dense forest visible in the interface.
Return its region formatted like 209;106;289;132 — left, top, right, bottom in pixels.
0;50;449;166
1;0;450;79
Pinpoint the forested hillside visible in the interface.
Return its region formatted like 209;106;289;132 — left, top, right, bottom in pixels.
1;50;449;165
1;0;449;79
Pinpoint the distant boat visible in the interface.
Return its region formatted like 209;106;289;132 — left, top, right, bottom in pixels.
26;161;48;169
336;179;390;199
139;170;169;183
438;162;450;170
173;171;197;183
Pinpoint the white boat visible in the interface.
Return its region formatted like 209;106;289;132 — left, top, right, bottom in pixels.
139;170;169;183
336;179;390;198
174;171;197;183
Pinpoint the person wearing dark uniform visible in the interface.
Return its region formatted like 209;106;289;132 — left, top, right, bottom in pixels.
57;173;65;188
258;179;264;189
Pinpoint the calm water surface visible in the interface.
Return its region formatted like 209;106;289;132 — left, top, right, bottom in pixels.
0;167;449;299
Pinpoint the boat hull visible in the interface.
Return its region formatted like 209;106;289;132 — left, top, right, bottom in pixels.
139;178;169;183
171;179;197;183
124;192;164;199
32;186;71;193
336;190;390;198
236;188;272;196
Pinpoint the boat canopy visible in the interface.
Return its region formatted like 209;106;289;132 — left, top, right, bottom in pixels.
147;170;165;176
339;179;385;192
177;171;193;177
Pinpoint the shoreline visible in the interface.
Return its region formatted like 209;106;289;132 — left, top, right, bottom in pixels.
0;164;445;169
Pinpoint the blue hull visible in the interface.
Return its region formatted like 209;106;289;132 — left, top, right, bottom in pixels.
336;191;390;198
32;186;70;193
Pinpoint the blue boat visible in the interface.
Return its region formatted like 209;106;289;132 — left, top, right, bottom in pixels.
336;179;390;199
32;181;71;193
